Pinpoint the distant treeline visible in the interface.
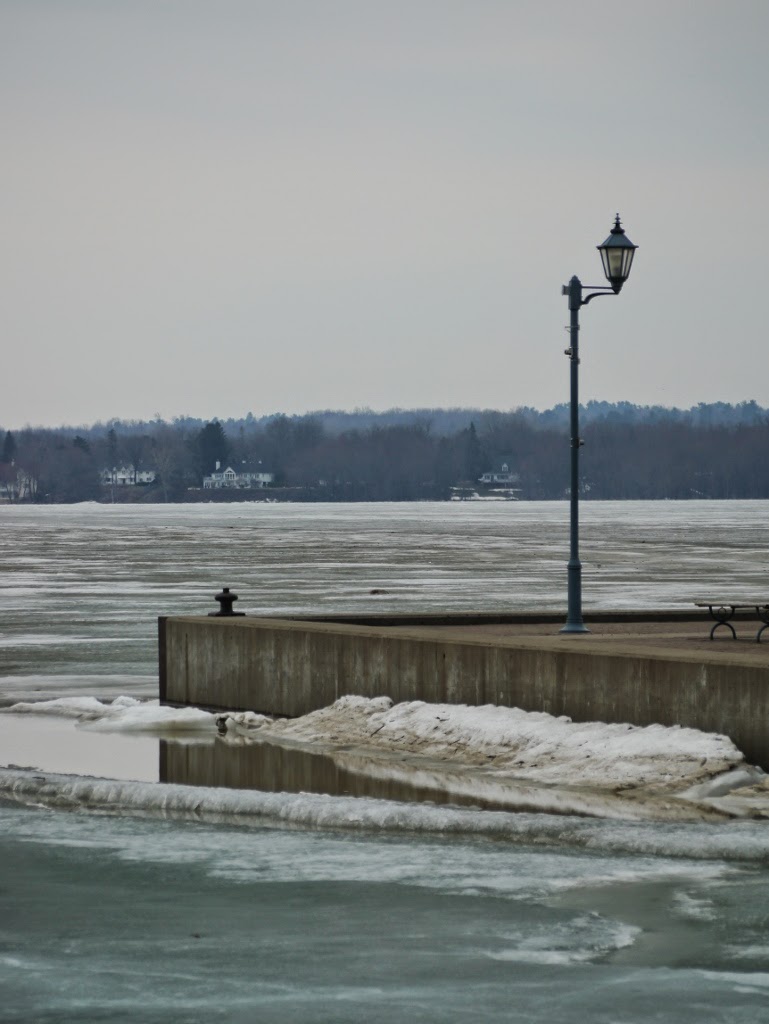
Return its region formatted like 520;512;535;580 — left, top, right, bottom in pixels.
1;401;768;503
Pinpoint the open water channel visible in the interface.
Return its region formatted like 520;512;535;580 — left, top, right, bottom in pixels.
1;501;769;1023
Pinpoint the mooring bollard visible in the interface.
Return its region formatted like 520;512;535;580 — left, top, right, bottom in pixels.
209;587;246;617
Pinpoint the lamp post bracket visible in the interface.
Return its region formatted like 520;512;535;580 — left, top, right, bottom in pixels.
580;287;617;307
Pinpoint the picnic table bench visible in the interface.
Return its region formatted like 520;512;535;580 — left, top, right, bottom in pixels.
695;602;769;642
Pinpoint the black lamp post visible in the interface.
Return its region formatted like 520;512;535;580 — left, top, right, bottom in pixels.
561;215;637;634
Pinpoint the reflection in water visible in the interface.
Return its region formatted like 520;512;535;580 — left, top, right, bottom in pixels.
160;735;521;811
159;732;731;822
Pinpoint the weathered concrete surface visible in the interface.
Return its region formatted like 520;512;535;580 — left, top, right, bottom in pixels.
159;613;769;768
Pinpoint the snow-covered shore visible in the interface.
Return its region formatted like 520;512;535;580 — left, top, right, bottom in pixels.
3;694;768;822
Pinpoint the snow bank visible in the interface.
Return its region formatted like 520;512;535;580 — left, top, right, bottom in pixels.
262;696;745;793
3;693;757;802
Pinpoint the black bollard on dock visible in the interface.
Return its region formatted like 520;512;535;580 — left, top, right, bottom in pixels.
208;587;246;617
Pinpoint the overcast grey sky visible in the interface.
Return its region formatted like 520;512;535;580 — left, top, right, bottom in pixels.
2;0;768;429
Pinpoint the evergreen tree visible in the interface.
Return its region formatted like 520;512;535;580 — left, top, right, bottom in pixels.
107;428;119;468
462;422;485;481
195;420;230;478
2;430;16;464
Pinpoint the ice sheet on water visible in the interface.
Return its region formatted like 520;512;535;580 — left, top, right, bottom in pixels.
4;501;769;682
0;674;157;708
3;793;769;1023
3;767;769;862
1;695;130;719
1;695;214;732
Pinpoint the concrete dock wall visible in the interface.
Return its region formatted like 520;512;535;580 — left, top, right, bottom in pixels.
160;614;769;768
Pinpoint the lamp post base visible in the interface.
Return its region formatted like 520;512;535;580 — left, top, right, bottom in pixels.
562;558;589;633
560;621;591;634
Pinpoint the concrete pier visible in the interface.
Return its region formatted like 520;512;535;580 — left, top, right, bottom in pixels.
159;612;769;768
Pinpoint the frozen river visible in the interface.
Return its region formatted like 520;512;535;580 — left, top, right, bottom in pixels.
2;498;768;682
1;501;769;1022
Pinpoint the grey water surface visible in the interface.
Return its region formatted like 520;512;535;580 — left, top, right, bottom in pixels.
1;501;769;1023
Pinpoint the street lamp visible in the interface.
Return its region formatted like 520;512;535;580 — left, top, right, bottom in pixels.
561;215;637;634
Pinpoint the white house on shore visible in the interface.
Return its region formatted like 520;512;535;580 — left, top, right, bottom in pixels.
101;466;156;486
203;461;274;489
479;459;519;486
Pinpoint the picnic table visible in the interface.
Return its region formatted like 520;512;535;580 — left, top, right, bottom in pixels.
695;601;769;642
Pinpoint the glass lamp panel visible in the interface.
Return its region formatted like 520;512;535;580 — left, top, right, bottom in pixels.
621;248;635;277
599;248;612;280
607;248;625;278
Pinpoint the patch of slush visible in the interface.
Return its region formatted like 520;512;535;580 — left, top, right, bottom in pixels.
696;970;769;992
482;914;641;964
725;946;769;961
672;891;718;921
